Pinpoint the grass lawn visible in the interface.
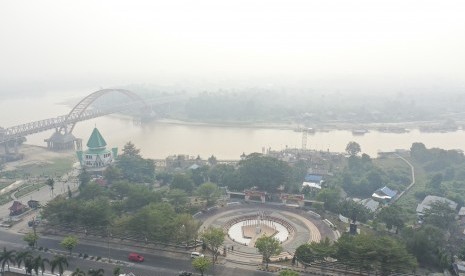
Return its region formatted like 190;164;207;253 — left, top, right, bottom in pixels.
17;157;74;177
0;156;74;206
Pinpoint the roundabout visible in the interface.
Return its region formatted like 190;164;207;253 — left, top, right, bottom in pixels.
198;202;338;264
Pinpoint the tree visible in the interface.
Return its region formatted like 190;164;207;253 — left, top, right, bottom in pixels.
87;268;105;276
423;201;456;231
171;174;195;193
23;232;39;249
200;227;225;263
0;247;16;274
103;165;122;184
279;270;300;276
345;141;361;156
316;188;341;212
117;142;155;183
208;164;235;186
60;236;78;255
402;224;445;265
24;256;34;275
32;255;49;276
410;142;430;162
167;189;189;212
112;266;122;276
335;233;416;275
71;268;86;276
255;235;282;270
14;251;32;270
46;178;55;197
121;141;140;157
238;155;291;192
207;155;217;166
50;255;68;276
174;214;201;246
78;168;91;188
192;257;211;276
377;205;405;231
295;243;316;264
195;182;221;207
375;236;417;275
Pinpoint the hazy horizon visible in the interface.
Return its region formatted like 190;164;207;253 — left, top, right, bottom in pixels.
1;0;464;96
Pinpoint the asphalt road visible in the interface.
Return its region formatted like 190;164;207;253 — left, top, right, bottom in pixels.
0;229;271;276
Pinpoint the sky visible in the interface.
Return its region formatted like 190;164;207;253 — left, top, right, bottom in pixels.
1;0;465;94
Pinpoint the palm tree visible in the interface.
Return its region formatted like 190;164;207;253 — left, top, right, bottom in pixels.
50;255;68;276
71;268;86;276
113;266;121;276
0;247;16;274
15;251;32;270
24;257;34;275
33;255;49;276
87;268;104;276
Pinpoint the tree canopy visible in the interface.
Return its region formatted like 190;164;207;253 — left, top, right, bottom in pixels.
255;235;282;270
201;227;225;263
237;154;290;192
117;142;155;183
345;141;361;156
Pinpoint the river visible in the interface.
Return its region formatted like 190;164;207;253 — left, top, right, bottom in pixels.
2;94;465;160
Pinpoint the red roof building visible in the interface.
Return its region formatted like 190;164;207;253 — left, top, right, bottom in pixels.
9;201;28;216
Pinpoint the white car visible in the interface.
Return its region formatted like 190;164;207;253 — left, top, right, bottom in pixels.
190;252;204;258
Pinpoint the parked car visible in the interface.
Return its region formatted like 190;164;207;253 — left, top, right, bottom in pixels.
178;272;192;276
190;252;204;258
128;253;144;262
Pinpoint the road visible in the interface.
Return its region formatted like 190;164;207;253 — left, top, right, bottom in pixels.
0;229;271;276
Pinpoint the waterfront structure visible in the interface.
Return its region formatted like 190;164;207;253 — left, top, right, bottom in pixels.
76;127;117;174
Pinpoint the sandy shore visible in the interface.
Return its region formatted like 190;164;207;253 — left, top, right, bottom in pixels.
1;145;75;171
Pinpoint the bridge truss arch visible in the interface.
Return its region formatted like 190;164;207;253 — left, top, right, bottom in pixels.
63;88;150;133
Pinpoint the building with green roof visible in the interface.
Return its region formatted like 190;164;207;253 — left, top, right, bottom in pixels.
76;127;117;173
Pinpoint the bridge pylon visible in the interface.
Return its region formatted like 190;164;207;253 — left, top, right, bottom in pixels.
44;128;82;151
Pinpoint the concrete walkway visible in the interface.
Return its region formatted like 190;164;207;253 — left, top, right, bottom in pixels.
392;153;416;203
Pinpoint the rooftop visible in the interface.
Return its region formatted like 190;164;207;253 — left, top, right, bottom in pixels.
86;127;107;149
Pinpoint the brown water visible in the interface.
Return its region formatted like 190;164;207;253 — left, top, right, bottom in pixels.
2;95;464;159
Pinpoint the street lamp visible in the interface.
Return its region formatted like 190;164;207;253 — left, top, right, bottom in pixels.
107;230;112;261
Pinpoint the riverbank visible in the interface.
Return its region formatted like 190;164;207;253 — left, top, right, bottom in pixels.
157;118;461;134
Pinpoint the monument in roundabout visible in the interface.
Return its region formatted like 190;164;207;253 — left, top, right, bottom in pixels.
227;211;293;247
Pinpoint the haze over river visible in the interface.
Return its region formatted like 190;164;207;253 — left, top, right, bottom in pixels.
2;94;465;160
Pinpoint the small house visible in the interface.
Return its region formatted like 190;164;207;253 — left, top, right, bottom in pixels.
372;186;397;202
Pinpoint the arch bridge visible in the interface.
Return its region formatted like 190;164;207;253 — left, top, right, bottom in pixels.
0;89;180;152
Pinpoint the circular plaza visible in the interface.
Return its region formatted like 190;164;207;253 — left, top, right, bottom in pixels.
198;202;338;263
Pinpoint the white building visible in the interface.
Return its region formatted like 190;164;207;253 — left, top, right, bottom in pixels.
76;127;117;174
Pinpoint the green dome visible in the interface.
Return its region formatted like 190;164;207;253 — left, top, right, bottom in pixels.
86;128;107;149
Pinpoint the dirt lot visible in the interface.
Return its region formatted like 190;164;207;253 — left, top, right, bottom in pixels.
2;144;75;172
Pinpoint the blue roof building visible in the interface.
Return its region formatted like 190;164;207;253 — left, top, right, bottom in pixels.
372;186;397;201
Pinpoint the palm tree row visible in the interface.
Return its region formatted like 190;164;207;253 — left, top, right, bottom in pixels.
0;247;110;276
0;247;69;276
